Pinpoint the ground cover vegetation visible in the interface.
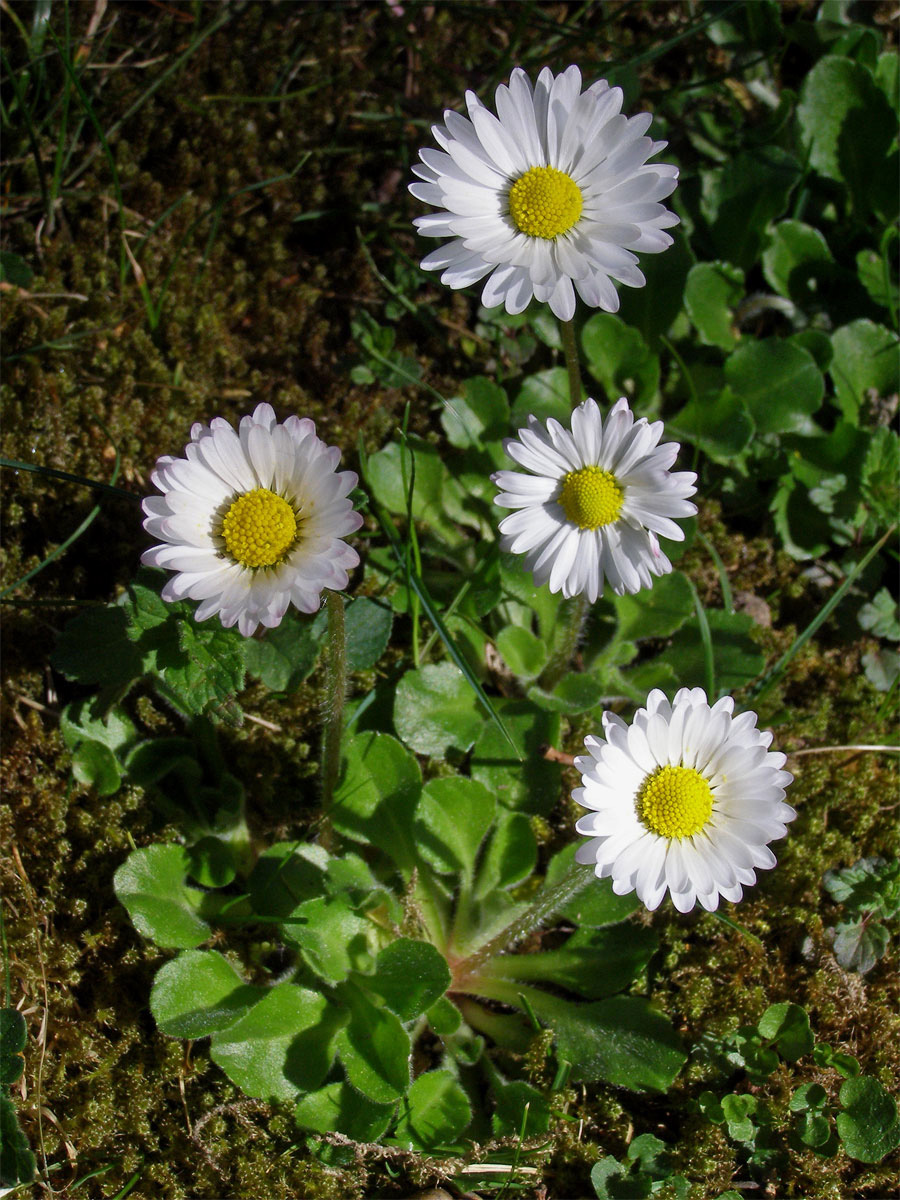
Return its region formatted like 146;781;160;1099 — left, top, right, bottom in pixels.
1;1;898;1198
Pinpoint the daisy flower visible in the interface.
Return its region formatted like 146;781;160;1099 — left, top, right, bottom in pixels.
409;65;679;321
492;397;697;602
573;688;796;913
142;403;363;636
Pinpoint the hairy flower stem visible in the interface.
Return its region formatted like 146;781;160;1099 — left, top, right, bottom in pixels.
538;591;589;691
319;589;347;852
452;859;592;986
559;317;583;407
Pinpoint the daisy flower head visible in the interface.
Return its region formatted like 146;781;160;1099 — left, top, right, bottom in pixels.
409;65;679;321
492;397;697;602
142;403;363;637
573;688;796;913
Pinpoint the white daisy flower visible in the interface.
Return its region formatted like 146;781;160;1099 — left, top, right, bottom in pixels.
573;688;796;913
410;65;679;321
492;397;697;602
142;403;363;637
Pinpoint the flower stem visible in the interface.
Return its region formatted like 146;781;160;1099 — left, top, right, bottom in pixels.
319;589;347;851
559;317;582;408
538;591;589;692
452;858;592;985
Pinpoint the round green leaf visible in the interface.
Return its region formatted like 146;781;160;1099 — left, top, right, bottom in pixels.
210;983;342;1100
71;741;122;796
369;939;451;1021
288;893;372;983
684;261;744;351
336;992;411;1103
830;320;900;424
762;221;833;304
757;1002;814;1061
672;388;754;466
414;776;495;876
837;1076;900;1163
725;339;824;434
344;597;393;672
441;376;510;448
426;996;462;1036
187;836;236;889
243;611;320;692
581;313;659;407
612;571;695;642
391;1069;471;1150
150;950;262;1038
510;367;571;426
294;1082;395;1140
113;845;211;949
394;662;485;758
496;625;547;678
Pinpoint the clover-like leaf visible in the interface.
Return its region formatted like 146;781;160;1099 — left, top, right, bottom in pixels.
836;1076;900;1163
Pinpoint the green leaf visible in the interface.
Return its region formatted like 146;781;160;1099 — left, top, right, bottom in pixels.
813;1042;860;1078
427;996;462;1036
612;571;695;642
332;731;421;868
581;313;659;408
288;893;372;984
0;250;33;288
616;231;694;347
210;983;344;1101
344;597;393;671
470;699;561;814
473;811;537;897
166;618;247;721
856;247;898;316
757;1003;814;1061
797;56;897;216
394;662;485;759
510;367;571;427
365;437;465;545
862;646;900;692
441;376;510;449
590;1158;629;1200
243;611;320;691
150;950;262;1038
414;776;495;876
823;856;900;917
392;1069;471;1150
721;1093;759;1143
0;1095;36;1189
762;221;833;306
113;845;211;949
70;741;122;796
481;923;657;1000
684;261;744;351
545;844;640;927
527;671;608;715
858;589;900;641
335;990;411;1103
832;919;890;974
541;993;686;1091
671;388;754;466
0;1011;26;1086
496;625;547;678
187;836;236;889
665;609;765;692
836;1076;900;1163
701;147;802;269
861;426;899;529
294;1082;395;1140
492;1079;551;1138
830;320;900;424
368;939;451;1022
51;604;144;692
725;339;824;434
248;842;328;919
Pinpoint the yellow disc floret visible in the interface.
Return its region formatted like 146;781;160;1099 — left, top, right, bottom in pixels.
636;765;714;840
558;465;624;529
220;487;297;568
508;165;583;239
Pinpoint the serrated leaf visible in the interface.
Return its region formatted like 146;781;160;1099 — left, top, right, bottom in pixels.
294;1082;395;1140
394;662;485;759
392;1069;471;1150
725;339;824;435
837;1076;900;1162
150;950;262;1038
414;776;495;877
113;845;211;949
210;983;343;1100
684;261;744;351
858;588;900;641
336;990;410;1103
367;939;451;1022
832;919;890;974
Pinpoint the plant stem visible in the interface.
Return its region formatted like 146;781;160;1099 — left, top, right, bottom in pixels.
452;858;592;984
559;317;582;407
319;589;347;852
538;591;589;691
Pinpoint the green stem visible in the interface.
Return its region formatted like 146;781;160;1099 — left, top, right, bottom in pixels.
710;908;763;950
538;591;589;691
319;590;347;851
453;858;592;984
559;317;582;407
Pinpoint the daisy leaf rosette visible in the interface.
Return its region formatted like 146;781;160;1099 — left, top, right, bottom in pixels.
573;688;796;913
142;403;363;636
410;65;679;320
492;397;697;602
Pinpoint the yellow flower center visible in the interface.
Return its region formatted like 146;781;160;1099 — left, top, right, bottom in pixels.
508;165;583;239
220;487;297;568
558;466;624;529
636;765;714;840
